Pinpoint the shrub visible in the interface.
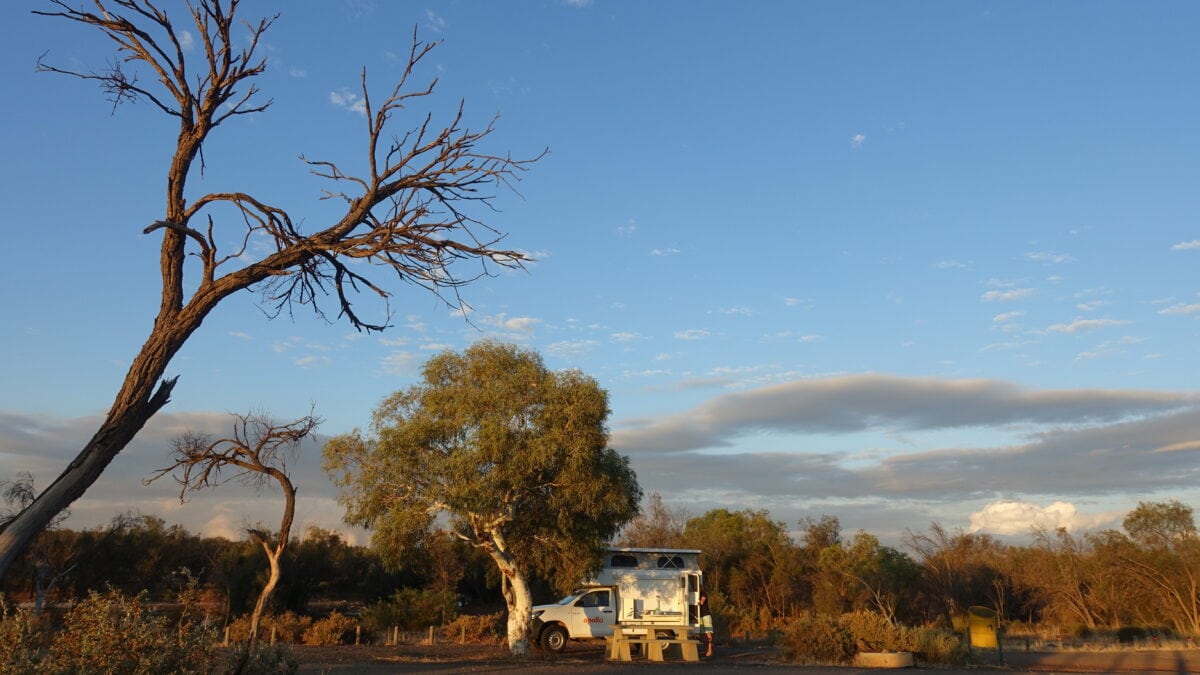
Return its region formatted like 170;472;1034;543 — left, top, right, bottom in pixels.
778;611;967;667
360;588;459;635
0;599;45;674
911;626;969;665
777;614;855;665
221;643;299;675
839;610;913;652
1117;626;1147;644
302;611;356;646
442;611;504;643
227;611;313;644
48;589;215;674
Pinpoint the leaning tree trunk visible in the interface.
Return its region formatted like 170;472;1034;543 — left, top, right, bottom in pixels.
248;542;283;645
0;371;179;578
248;479;295;647
0;292;213;579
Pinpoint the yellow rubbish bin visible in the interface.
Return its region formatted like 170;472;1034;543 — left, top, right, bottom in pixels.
968;606;998;649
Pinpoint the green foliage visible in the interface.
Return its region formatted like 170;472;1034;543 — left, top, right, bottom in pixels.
302;611;357;646
360;588;459;633
324;341;642;594
48;588;215;674
778;614;855;664
1124;500;1196;548
681;509;802;632
443;612;505;643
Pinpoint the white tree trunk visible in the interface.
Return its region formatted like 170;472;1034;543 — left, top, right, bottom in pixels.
487;532;533;656
505;570;534;656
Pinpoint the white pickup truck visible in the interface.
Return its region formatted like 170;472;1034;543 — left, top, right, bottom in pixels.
531;547;704;652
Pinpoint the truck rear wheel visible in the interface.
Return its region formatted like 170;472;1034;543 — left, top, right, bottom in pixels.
539;625;568;652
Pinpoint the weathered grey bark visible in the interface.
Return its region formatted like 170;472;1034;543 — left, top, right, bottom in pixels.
0;0;538;581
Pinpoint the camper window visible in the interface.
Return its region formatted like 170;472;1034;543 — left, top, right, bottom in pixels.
609;554;638;568
657;555;685;569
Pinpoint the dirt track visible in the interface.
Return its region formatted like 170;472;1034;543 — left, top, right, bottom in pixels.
292;642;1200;673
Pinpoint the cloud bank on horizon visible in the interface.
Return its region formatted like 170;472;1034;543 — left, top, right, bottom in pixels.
4;373;1196;545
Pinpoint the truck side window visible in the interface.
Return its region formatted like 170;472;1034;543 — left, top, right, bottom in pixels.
609;554;638;568
580;591;609;607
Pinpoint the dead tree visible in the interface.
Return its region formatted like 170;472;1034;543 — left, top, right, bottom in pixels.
0;0;541;579
146;409;320;647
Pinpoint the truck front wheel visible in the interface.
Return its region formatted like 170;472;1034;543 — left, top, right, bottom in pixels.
540;625;568;652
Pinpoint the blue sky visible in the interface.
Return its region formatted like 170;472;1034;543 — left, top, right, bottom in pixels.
3;0;1200;546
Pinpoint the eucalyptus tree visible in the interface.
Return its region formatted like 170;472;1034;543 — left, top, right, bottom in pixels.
324;342;641;656
1102;500;1200;635
0;0;540;580
817;531;921;625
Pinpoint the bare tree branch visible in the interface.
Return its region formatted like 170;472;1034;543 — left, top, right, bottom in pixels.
145;407;320;645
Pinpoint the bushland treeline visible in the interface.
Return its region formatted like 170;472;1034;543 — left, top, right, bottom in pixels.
5;497;1198;638
621;496;1200;637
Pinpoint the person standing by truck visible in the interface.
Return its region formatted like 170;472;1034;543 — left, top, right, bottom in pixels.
699;591;713;657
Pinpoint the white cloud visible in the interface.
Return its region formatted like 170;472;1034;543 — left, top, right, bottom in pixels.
293;355;330;368
178;30;194;50
546;340;599;359
674;329;711;341
1159;302;1200;316
981;288;1035;302
934;260;968;270
992;311;1024;324
784;297;815;309
617;220;637;237
380;350;417;375
563;0;593;7
716;306;755;317
228;331;253;340
850;133;866;149
201;510;243;540
289;67;308;78
1047;318;1131;334
329;89;366;115
1025;251;1076;264
495;315;541;333
651;247;681;257
1172;240;1200;251
967;500;1117;535
425;9;447;32
611;332;646;343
